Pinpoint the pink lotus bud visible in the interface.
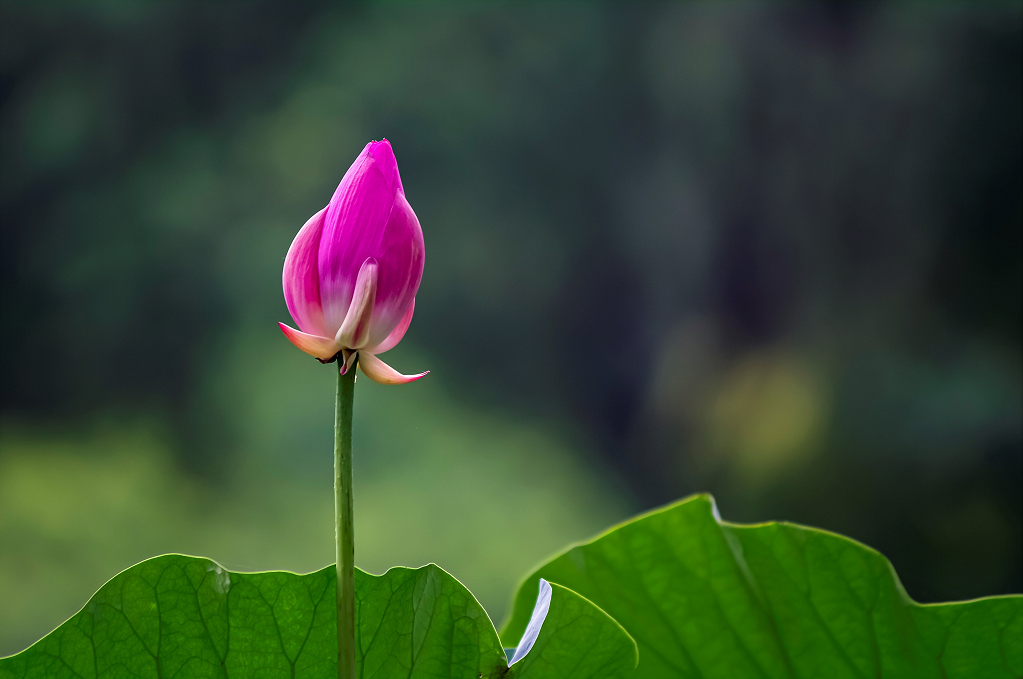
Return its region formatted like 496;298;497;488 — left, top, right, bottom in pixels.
279;140;428;384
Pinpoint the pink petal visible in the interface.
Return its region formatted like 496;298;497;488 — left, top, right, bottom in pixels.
335;258;377;350
369;298;415;354
317;140;424;343
318;141;398;332
366;138;403;194
358;352;428;385
278;322;340;360
282;208;327;336
364;191;424;348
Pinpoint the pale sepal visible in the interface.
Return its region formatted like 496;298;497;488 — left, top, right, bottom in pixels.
358;351;428;385
278;322;340;360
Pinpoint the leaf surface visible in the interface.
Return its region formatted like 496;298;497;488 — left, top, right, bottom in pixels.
502;494;1023;679
510;582;637;679
0;555;636;679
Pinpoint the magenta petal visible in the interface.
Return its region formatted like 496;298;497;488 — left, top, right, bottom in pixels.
369;298;414;354
279;322;339;360
283;208;327;336
365;139;403;195
358;352;428;385
364;191;424;348
335;258;377;350
318;140;401;333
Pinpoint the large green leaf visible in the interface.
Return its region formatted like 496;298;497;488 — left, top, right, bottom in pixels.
502;494;1022;679
0;554;636;679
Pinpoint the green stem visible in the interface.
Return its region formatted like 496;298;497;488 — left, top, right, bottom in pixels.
335;357;357;679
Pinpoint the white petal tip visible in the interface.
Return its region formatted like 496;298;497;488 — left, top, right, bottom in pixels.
358;352;429;385
279;323;341;361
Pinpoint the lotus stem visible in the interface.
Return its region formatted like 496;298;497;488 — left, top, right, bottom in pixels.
335;358;357;679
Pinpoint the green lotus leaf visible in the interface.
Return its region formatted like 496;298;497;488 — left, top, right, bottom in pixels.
502;494;1022;679
0;554;637;679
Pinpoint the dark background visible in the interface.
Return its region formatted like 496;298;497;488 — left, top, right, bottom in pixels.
1;1;1020;655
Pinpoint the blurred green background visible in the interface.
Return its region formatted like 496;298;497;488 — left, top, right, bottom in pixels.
1;2;1020;657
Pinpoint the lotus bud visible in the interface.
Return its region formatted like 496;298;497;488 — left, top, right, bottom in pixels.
279;139;427;384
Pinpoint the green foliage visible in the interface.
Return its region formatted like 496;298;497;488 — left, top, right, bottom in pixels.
0;555;637;679
4;494;1020;678
352;564;506;679
502;494;1023;679
511;583;637;679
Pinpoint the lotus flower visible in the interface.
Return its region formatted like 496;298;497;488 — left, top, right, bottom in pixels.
279;139;427;384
